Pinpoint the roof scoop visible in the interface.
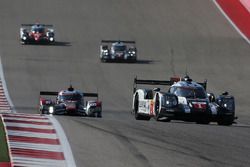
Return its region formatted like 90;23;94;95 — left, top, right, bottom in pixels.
184;75;192;82
68;85;74;91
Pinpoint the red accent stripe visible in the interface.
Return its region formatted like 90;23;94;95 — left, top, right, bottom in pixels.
8;135;60;145
11;148;65;160
2;114;48;120
6;126;56;133
4;119;51;125
0;162;11;167
217;0;250;38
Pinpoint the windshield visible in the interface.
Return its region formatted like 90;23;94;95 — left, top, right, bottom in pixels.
114;45;126;51
59;94;82;101
170;87;206;99
32;27;45;33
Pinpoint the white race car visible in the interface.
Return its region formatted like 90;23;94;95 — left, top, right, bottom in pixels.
132;76;237;125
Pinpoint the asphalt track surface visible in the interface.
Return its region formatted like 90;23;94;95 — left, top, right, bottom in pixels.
1;0;250;166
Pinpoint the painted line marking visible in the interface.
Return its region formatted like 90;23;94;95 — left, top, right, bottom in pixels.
4;119;52;125
12;157;67;167
10;142;63;152
5;122;54;129
8;135;60;145
6;126;56;133
7;130;58;139
48;116;77;167
11;148;65;160
213;0;250;44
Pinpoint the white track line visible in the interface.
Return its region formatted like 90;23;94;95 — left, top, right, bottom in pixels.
12;157;67;167
3;117;50;122
0;56;15;113
10;142;63;152
5;122;54;129
7;130;58;139
48;116;77;167
212;0;250;45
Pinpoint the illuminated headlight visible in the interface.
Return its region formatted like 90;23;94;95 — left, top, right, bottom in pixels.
220;97;235;111
22;36;27;40
49;106;54;114
132;51;136;54
49;37;54;41
103;50;109;55
165;96;178;107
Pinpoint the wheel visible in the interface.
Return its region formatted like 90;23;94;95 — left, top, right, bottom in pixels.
154;94;161;121
97;112;102;118
217;116;234;126
101;58;107;63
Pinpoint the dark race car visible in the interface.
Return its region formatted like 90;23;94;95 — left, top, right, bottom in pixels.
132;76;237;125
100;40;137;63
20;23;55;44
39;86;102;117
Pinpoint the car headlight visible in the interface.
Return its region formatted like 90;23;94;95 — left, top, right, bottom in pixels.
49;106;54;114
22;36;27;40
49;37;54;41
165;95;178;107
218;97;235;111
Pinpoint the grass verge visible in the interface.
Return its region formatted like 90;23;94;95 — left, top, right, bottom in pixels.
0;116;10;162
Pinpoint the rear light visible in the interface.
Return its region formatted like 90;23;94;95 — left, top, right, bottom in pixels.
96;101;102;107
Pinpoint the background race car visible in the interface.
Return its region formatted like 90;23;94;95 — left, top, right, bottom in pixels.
20;23;55;44
100;40;137;63
132;76;237;125
39;86;102;117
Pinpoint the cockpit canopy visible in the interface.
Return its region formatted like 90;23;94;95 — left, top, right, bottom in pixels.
58;93;82;102
169;86;207;99
31;26;45;33
112;43;127;51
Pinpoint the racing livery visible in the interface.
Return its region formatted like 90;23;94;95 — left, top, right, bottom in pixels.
132;76;237;125
20;23;55;44
39;86;102;117
100;40;137;62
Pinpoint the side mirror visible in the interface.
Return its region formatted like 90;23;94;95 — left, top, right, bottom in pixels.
207;93;215;103
153;88;160;92
222;91;229;96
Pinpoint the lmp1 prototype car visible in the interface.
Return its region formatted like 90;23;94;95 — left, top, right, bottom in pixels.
132;76;237;125
39;86;102;117
20;23;55;44
100;40;137;62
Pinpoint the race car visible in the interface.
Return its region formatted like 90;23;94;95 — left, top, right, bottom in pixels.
100;40;137;62
132;76;237;125
20;23;55;44
39;86;102;117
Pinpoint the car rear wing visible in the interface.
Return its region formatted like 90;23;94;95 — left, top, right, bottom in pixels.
40;91;58;96
133;77;207;93
21;24;53;27
40;91;98;97
133;77;172;93
101;40;136;44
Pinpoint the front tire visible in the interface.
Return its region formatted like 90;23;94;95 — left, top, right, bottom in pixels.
217;116;234;126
